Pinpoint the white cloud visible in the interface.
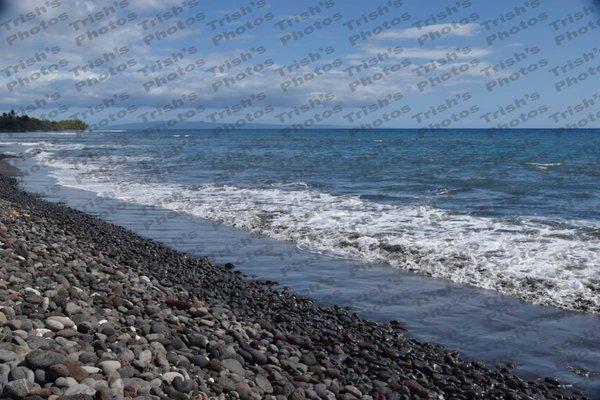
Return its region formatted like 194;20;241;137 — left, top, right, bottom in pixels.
0;0;492;123
376;23;480;40
353;46;491;59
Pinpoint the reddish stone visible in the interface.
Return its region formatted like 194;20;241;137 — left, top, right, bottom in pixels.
123;385;138;398
65;360;90;382
28;387;53;397
403;379;430;398
166;298;193;310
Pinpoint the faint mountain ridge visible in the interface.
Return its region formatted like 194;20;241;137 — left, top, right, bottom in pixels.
106;120;345;130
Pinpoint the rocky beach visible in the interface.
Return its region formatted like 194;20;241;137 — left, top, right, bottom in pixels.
0;169;592;400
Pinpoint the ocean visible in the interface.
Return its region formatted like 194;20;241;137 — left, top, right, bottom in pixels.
3;129;599;312
1;128;600;394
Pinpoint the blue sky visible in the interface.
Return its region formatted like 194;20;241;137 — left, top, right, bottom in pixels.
1;0;599;129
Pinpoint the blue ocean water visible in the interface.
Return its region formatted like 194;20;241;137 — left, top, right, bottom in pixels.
1;129;600;313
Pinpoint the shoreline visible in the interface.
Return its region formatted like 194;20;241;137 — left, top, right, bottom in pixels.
0;169;591;399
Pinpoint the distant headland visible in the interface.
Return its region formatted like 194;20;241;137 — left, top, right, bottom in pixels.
0;110;87;132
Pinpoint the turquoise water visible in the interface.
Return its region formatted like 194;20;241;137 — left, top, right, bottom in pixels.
1;129;600;314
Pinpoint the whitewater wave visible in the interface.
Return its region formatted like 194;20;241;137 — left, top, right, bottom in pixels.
29;151;600;314
525;162;563;171
43;131;82;136
0;141;47;147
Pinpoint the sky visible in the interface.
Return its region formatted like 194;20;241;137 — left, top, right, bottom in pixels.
1;0;600;129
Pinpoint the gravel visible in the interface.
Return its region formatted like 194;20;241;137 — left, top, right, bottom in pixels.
0;173;590;400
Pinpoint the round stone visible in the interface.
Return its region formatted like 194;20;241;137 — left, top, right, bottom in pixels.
25;350;66;369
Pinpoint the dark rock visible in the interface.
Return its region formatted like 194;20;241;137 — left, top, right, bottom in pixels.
3;379;31;398
25;350;66;369
166;298;193;310
403;380;430;398
46;364;69;381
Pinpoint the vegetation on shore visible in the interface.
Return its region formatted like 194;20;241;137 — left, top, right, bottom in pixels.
0;110;87;132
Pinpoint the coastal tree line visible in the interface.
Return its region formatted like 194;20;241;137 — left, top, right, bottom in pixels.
0;110;88;132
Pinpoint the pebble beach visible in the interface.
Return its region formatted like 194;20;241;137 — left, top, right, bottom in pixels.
0;170;591;400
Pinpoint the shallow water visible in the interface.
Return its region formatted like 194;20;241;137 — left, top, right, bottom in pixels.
6;154;600;397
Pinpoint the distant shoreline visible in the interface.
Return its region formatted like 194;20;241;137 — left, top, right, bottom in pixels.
0;111;87;132
0;130;86;133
